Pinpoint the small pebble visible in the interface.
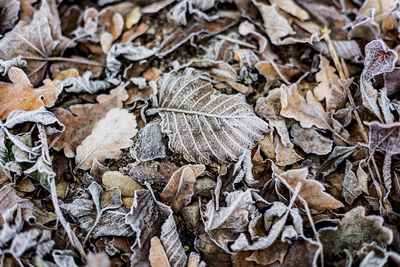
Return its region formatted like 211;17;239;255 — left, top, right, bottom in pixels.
122;197;134;209
102;171;143;197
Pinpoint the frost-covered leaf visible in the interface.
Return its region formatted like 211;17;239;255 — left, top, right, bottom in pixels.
125;189;171;267
131;120;166;162
279;168;344;211
160;164;205;213
364;40;397;81
314;55;345;111
153;68;269;164
342;161;363;205
319;206;393;260
269;0;309;21
53;84;128;158
314;40;362;60
253;2;294;45
0;205;54;261
61;71;110;94
318;145;357;177
0;184;56;226
0;0;19;35
0;57;26;76
204;189;255;232
366;121;400;154
0;67;62;120
383;68;400;95
159;213;187;266
75;108;137;169
61;184;133;238
360;74;383;121
280;84;330;129
156;17;238;57
290;123;333;155
0;0;71;85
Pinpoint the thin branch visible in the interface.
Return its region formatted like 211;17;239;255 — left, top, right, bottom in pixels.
21;56;105;67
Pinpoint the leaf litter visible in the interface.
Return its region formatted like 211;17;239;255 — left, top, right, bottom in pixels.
1;0;400;266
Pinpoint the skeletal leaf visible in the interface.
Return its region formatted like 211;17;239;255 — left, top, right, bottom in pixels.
319;206;393;260
0;0;71;85
53;84;128;158
149;237;171;267
160;164;205;213
153;68;269;164
342;161;363;205
290;123;333;155
363;40;397;81
75;108;137;169
0;67;62;120
279;168;344;211
280;84;330;129
314;55;345;111
366;121;400;154
253;2;294;45
61;71;110;94
125;189;172;267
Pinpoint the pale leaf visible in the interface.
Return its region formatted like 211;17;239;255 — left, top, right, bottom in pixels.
364;39;397;80
75;108;137;169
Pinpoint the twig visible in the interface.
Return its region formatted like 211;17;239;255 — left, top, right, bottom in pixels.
215;34;258;49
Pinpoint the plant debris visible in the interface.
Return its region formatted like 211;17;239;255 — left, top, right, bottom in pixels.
2;0;400;266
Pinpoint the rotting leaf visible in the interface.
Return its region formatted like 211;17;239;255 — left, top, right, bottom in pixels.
151;68;269;165
61;71;110;94
75;108;137;170
160;164;205;213
0;67;62;120
53;84;128;158
279;168;344;211
363;39;398;81
280;84;330;129
319;206;393;260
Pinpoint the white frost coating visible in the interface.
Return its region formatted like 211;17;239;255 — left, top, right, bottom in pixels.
154;68;269;164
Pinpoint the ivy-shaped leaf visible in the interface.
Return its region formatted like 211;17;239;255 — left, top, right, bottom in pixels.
364;39;397;80
151;68;269;164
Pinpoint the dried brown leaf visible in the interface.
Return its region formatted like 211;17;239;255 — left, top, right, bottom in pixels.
75;108;137;169
0;67;62;120
53;84;128;158
160;164;205;213
280;84;330;129
279;168;344;211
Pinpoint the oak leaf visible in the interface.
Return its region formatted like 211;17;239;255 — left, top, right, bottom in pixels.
280;84;330;129
53;84;128;158
0;67;62;120
152;68;269;165
75;108;137;170
279;168;344;211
